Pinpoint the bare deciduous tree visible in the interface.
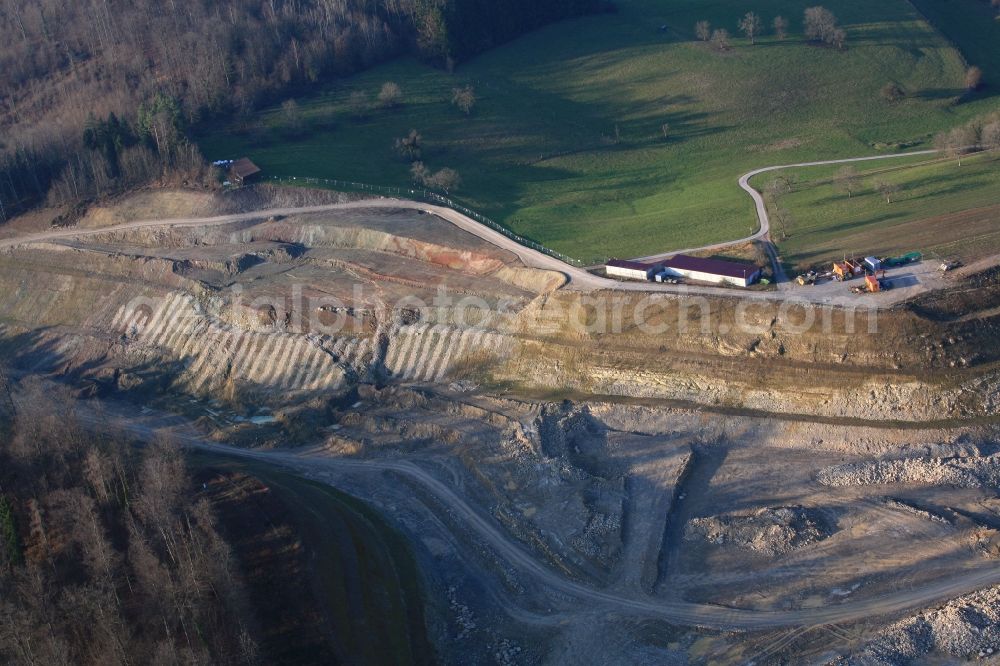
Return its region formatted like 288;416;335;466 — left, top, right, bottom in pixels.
427;167;461;194
935;125;978;165
394;129;422;161
711;28;732;52
765;175;795;199
874;179;900;203
410;161;429;185
763;176;796;239
982;119;1000;152
83;448;113;505
280;99;303;133
451;86;476;115
804;6;845;49
377;82;402;109
773;16;788;40
738;12;763;45
772;205;793;240
695;20;711;41
834;166;861;198
965;66;983;91
411;162;461;193
134;440;186;534
831;27;847;50
804;6;834;40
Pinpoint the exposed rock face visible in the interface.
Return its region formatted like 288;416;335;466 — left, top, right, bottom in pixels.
536;405;625;567
0;205;548;405
4;195;1000;423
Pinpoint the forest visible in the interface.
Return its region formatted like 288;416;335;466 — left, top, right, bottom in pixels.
0;0;608;223
0;371;435;665
0;379;260;664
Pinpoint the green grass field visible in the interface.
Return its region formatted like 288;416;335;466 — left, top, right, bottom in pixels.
908;0;1000;89
755;151;1000;270
198;0;997;262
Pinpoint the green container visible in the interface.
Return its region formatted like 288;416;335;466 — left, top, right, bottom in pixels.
886;252;922;267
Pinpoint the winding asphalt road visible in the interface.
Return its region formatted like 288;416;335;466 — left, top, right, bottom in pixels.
638;149;940;288
77;402;1000;633
0;148;948;306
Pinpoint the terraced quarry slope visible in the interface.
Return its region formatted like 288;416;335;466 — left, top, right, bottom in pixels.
2;189;999;419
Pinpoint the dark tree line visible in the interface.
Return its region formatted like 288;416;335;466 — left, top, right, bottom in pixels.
0;0;610;222
419;0;615;63
0;380;259;665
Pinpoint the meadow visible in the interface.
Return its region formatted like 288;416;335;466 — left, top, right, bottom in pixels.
198;0;997;263
755;151;1000;270
908;0;1000;90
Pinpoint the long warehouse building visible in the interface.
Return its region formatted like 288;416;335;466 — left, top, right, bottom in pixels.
660;254;761;287
604;254;762;287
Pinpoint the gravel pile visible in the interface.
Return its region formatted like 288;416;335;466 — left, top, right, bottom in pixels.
818;454;1000;488
834;585;1000;664
684;506;835;556
881;497;952;525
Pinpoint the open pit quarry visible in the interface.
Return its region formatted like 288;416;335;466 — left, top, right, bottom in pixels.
2;186;1000;663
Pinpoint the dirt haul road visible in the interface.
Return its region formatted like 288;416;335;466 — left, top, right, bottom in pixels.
0;149;950;307
75;404;1000;633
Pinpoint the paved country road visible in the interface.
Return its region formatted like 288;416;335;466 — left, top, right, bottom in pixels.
638;149;941;288
0;150;954;307
76;402;1000;633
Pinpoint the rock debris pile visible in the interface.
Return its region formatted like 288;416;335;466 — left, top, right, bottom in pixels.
684;505;836;556
834;585;1000;664
818;454;1000;488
